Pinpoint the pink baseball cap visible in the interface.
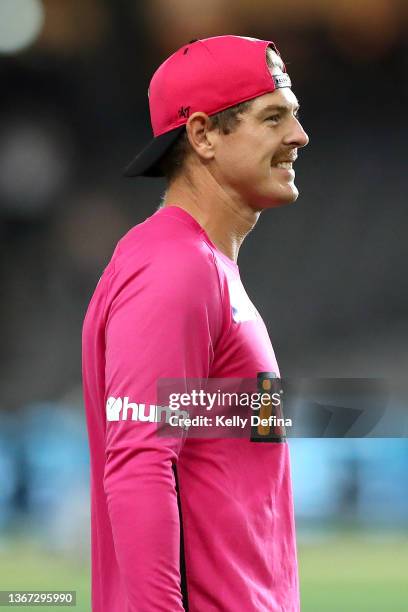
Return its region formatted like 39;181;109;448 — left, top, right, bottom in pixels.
124;35;292;178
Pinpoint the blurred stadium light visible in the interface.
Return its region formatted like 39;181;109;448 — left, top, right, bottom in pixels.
146;0;238;52
327;0;400;59
38;0;109;54
0;114;75;216
0;0;45;55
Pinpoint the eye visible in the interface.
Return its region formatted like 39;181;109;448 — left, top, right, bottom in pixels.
265;114;280;123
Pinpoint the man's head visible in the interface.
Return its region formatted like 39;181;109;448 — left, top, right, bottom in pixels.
160;47;308;208
124;36;309;210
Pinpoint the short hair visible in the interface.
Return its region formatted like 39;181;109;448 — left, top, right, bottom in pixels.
159;47;285;182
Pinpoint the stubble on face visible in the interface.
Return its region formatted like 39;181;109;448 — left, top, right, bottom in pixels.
210;88;307;211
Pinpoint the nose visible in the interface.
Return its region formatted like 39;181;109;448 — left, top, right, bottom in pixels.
285;117;309;148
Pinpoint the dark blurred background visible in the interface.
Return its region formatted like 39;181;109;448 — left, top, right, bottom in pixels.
0;1;407;610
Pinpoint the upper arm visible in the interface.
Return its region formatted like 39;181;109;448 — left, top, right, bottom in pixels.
105;246;223;398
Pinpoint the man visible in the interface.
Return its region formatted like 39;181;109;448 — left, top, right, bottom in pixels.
82;35;308;611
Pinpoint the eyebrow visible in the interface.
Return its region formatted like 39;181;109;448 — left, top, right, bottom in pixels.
256;103;300;118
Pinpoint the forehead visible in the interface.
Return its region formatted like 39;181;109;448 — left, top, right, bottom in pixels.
250;88;300;113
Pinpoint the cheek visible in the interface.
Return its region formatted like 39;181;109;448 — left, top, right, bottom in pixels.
225;146;270;176
216;131;277;181
224;156;261;186
216;148;251;179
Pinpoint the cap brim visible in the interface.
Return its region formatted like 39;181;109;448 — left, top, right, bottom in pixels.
123;126;185;178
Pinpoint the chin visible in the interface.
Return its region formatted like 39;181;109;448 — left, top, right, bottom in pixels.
277;180;300;204
282;189;299;204
257;188;299;209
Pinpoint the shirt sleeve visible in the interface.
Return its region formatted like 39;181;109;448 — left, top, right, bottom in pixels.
103;244;223;610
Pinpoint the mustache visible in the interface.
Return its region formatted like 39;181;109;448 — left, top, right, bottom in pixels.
272;152;298;164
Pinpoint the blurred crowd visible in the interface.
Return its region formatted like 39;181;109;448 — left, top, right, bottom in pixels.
1;402;407;553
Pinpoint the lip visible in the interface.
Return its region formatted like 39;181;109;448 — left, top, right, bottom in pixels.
272;165;295;177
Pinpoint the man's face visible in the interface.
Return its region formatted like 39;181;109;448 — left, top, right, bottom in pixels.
210;88;309;210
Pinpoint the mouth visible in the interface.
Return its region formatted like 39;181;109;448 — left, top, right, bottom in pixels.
271;160;296;178
272;161;294;170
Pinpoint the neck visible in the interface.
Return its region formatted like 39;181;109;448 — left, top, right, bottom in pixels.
162;167;260;263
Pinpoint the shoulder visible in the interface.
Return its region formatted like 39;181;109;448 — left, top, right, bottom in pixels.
109;209;221;299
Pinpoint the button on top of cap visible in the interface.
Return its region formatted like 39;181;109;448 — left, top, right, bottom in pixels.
183;39;199;54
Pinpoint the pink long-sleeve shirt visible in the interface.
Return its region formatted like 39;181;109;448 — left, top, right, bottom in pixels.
82;205;299;611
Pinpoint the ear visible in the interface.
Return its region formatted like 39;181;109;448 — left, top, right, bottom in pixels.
185;112;217;162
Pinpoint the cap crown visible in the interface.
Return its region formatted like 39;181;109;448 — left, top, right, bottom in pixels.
149;35;285;137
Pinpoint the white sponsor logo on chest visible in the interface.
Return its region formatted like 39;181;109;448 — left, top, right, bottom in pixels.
228;279;258;323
